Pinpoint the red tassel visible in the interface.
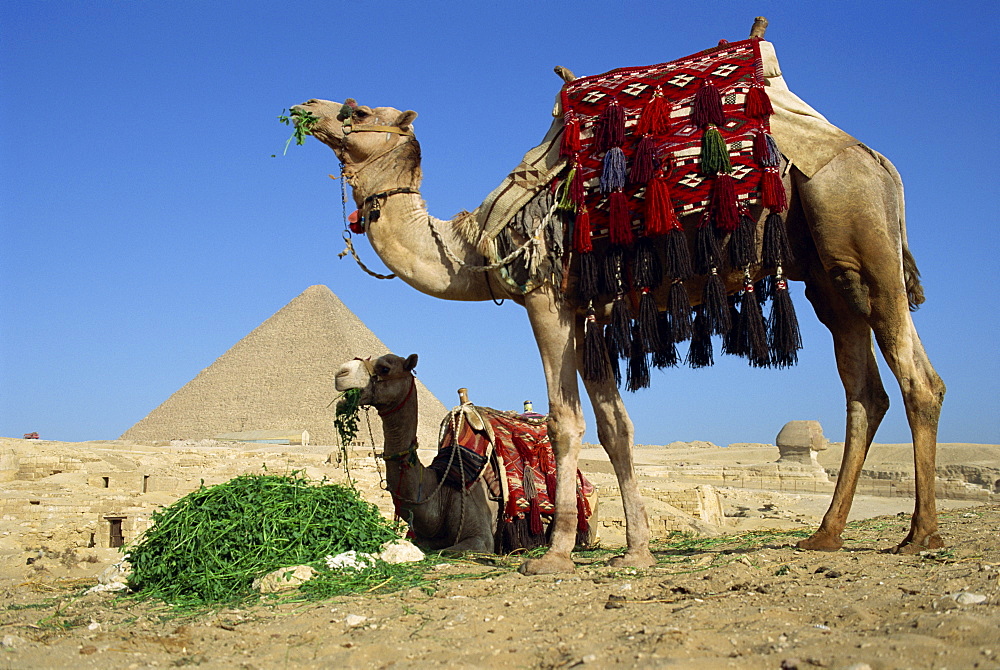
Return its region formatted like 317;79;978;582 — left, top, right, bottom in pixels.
635;88;671;136
594;99;625;152
609;191;634;246
745;83;773;119
761;168;788;213
630;135;657;184
753;131;779;167
691;78;725;128
577;492;589;532
570;160;586;205
529;498;544;535
560;112;581;157
574;206;593;253
711;173;740;232
545;471;557;500
645;176;680;236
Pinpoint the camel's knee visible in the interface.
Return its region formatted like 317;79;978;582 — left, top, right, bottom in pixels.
829;267;870;317
545;409;585;452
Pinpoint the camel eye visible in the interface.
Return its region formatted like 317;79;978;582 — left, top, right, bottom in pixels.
376;365;390;376
354;109;370;120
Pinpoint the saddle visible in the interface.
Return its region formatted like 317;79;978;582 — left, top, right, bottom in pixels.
429;402;595;552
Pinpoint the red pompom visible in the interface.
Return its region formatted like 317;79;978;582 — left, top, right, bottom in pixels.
761;168;788;213
609;191;635;246
691;78;725;128
635;89;671;136
560;111;581;157
711;173;740;232
745;83;773;119
574;206;593;253
644;177;680;236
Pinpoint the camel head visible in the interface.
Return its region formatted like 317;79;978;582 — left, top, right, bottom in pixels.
291;99;419;175
334;353;418;412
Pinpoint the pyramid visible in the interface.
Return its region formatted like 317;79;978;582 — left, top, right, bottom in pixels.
121;285;447;448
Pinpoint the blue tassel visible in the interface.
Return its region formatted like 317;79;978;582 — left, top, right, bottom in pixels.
600;147;627;193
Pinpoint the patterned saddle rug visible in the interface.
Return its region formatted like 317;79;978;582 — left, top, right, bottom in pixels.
480;37;804;392
429;404;595;552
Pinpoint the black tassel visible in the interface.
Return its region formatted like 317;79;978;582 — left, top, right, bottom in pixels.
609;296;632;361
686;307;714;368
666;280;693;342
663;228;693;281
736;284;770;367
721;296;742;356
626;324;650;392
728;214;758;270
651;323;679;368
756;275;775;302
762;212;793;267
702;270;730;336
578;252;600;301
602;246;627;296
767;277;802;368
695;218;722;275
633;237;662;290
582;311;612;382
604;325;622;388
637;289;660;353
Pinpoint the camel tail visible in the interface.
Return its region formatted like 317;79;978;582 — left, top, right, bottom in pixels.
869;147;926;311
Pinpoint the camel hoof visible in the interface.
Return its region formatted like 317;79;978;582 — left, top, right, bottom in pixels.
892;532;945;555
796;532;843;552
608;550;656;569
519;554;576;575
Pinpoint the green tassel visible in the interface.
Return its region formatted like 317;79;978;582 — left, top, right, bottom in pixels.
557;168;577;211
700;125;732;176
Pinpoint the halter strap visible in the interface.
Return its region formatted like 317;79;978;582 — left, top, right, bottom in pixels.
363;187;421;207
344;124;413;136
378;374;416;418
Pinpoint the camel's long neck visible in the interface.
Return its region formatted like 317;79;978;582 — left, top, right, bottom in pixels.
345;144;494;302
378;385;441;525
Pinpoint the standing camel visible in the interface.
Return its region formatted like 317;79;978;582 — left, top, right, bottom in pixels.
290;23;944;574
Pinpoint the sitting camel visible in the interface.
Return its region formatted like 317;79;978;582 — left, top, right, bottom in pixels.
335;353;498;553
336;353;596;554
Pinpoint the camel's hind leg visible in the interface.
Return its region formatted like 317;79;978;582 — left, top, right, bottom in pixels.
793;148;946;552
577;327;655;568
796;274;890;551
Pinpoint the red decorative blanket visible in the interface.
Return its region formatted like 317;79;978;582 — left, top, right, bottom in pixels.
558;38;783;242
432;406;594;551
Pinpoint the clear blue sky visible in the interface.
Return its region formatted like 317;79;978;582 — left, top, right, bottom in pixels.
2;1;998;446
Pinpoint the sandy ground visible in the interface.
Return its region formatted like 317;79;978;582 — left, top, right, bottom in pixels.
2;442;998;669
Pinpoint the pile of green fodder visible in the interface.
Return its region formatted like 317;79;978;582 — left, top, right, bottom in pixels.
126;473;401;605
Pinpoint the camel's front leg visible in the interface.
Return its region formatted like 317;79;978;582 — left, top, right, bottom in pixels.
519;288;585;575
577;328;654;568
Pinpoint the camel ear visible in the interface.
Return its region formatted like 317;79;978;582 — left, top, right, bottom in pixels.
404;353;418;371
396;110;417;131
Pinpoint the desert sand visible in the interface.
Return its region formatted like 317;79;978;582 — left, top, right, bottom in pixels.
1;437;998;669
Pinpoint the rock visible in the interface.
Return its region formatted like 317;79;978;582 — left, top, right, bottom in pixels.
326;550;377;570
344;614;367;628
379;539;424;564
253;565;317;593
1;634;25;648
952;592;988;605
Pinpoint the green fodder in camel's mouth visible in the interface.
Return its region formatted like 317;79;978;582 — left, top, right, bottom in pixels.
276;108;319;155
125;472;401;605
335;388;363;446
